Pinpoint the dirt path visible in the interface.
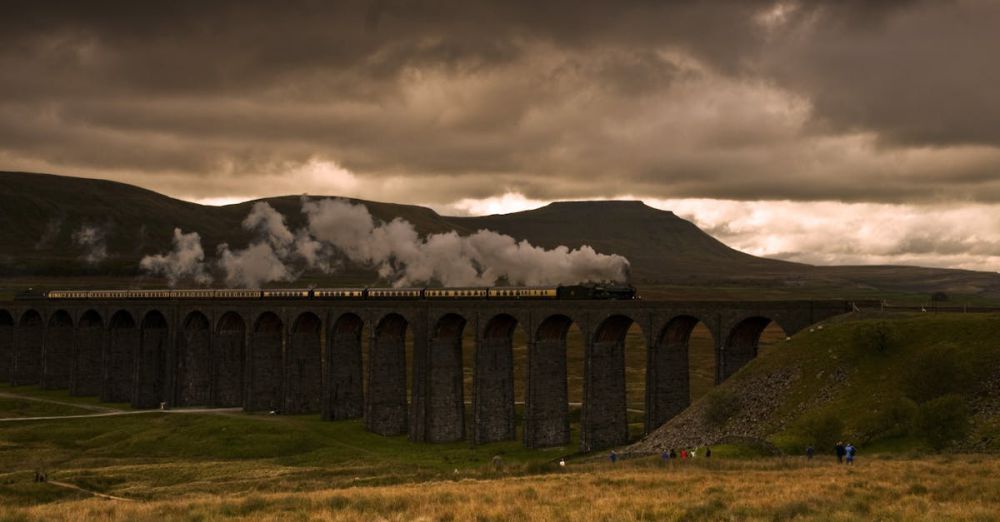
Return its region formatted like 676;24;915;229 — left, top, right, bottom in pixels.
0;406;243;423
47;480;134;502
0;391;117;412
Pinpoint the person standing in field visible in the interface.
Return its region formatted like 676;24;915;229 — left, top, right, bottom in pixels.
661;450;670;464
806;446;815;460
845;444;856;465
610;450;618;464
835;442;845;464
705;447;712;458
680;449;687;461
691;448;697;459
670;449;677;460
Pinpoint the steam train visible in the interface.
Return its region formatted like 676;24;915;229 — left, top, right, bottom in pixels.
37;284;637;301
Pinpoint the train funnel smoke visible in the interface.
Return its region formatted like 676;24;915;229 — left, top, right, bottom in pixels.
139;228;212;285
72;224;109;265
302;198;631;286
140;198;630;287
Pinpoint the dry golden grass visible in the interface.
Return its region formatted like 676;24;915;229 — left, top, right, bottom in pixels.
6;455;998;521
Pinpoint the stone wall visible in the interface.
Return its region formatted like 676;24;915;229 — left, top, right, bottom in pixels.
646;316;697;432
248;313;283;412
72;314;103;396
41;311;73;389
0;312;13;383
285;313;322;414
425;314;465;443
214;313;245;407
582;338;628;451
104;313;136;403
177;313;212;406
13;311;43;386
134;313;168;408
525;316;571;448
366;314;408;436
721;316;773;381
0;298;857;450
325;314;363;421
474;335;515;443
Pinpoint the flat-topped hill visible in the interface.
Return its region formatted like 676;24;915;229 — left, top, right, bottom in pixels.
3;171;1000;301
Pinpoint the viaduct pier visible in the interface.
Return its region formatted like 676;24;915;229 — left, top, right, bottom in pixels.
0;298;859;451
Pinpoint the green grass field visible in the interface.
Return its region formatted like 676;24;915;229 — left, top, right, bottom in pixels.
2;312;998;520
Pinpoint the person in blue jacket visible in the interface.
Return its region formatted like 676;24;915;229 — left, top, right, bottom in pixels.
845;443;856;465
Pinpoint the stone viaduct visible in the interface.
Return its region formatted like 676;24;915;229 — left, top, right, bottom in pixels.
0;298;858;451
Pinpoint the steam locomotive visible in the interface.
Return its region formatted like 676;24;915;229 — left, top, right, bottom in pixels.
38;284;637;300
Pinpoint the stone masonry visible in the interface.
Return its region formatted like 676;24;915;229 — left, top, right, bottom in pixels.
0;298;861;451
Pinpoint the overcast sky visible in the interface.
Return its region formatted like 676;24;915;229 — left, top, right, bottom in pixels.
3;1;999;270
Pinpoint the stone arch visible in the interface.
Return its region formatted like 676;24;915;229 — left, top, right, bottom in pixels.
135;310;169;408
215;312;245;407
582;314;634;451
249;312;283;412
176;311;212;406
72;310;104;396
423;313;467;442
366;313;408;436
0;310;14;383
721;316;787;381
647;315;709;432
13;309;43;386
525;314;576;448
104;310;137;403
286;312;322;414
42;310;74;389
474;313;519;444
325;313;364;421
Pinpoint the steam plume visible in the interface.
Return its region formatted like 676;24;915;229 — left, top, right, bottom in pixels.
139;198;630;287
139;228;212;285
301;198;630;286
72;224;109;265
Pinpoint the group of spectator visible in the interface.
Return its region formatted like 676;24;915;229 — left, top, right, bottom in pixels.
595;440;857;469
654;447;711;463
805;442;857;464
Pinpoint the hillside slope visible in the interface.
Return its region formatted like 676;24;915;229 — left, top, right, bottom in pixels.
2;171;1000;299
444;200;805;282
631;313;1000;454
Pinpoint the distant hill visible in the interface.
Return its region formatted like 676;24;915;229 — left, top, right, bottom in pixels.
631;313;1000;454
2;171;1000;300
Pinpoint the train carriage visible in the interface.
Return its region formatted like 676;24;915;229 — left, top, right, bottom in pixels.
313;288;365;298
367;288;423;299
487;287;558;299
425;287;488;299
262;289;311;299
47;290;89;299
39;283;636;301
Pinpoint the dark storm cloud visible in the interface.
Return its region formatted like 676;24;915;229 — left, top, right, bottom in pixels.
1;0;999;204
762;0;1000;147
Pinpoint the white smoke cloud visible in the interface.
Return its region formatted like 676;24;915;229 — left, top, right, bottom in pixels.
242;201;296;254
216;241;294;288
139;198;629;287
72;224;109;265
214;202;298;287
139;228;212;286
303;198;630;286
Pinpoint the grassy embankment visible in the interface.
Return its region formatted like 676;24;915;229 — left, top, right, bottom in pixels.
644;312;1000;456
